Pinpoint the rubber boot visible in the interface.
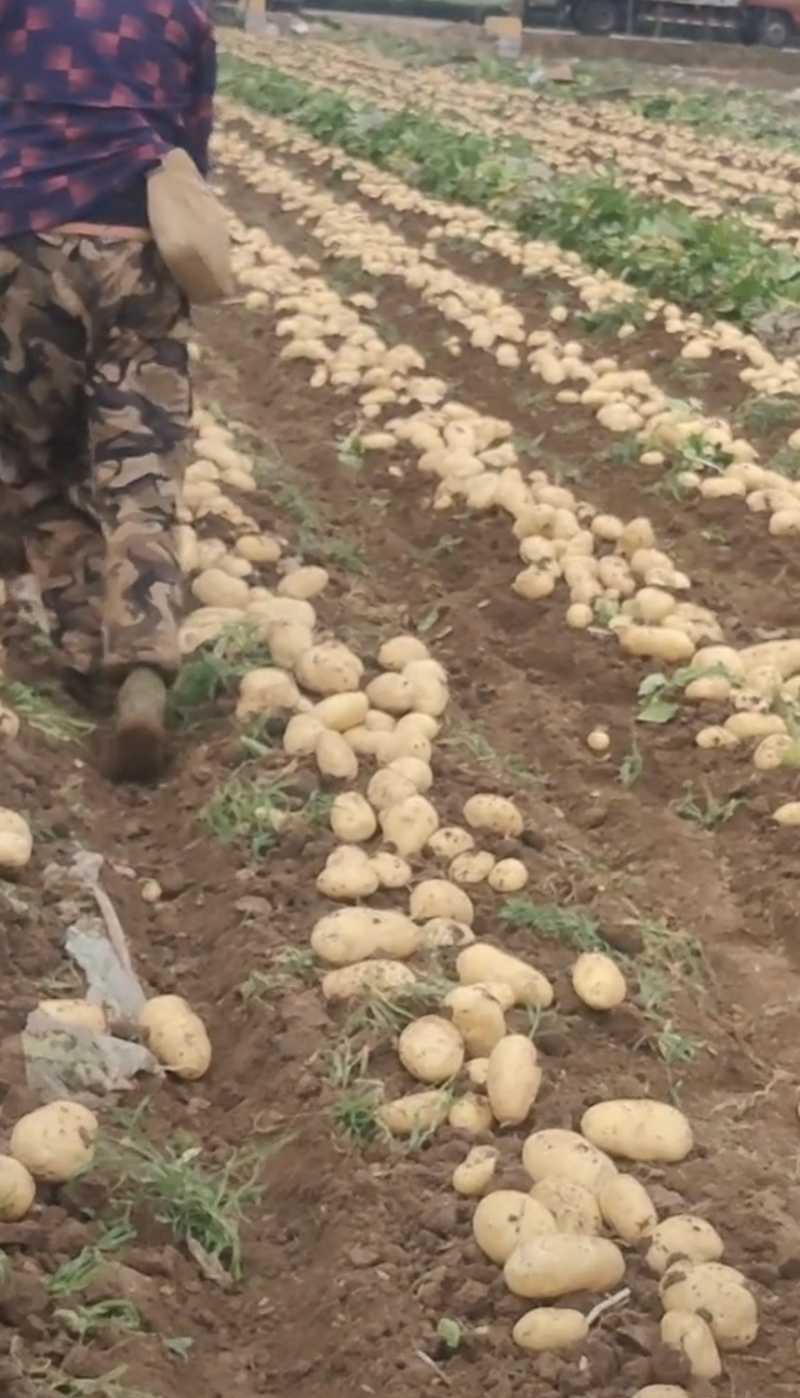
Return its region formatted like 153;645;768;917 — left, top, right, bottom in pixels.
110;666;167;783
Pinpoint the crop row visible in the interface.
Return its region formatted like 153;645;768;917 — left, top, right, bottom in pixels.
207;118;800;805
218;45;800;330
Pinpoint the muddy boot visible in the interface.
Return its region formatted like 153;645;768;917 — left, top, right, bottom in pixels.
110;666;167;784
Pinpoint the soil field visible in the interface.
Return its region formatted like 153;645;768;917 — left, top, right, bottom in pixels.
2;35;800;1398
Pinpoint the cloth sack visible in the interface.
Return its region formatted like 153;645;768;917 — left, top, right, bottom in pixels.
146;148;234;305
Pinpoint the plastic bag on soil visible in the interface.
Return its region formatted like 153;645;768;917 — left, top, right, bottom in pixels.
22;850;161;1105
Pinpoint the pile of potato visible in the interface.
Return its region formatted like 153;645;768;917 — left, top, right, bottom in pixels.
459;1115;757;1376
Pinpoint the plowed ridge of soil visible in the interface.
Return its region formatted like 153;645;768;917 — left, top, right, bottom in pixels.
1;108;800;1398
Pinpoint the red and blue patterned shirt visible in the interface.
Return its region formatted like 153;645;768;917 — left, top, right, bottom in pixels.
0;0;216;237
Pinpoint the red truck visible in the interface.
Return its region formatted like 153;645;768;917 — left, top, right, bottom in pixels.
562;0;800;46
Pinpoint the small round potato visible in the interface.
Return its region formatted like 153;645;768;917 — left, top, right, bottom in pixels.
647;1215;724;1275
397;1016;464;1085
473;1190;557;1265
571;952;626;1010
452;1145;498;1197
11;1100;98;1183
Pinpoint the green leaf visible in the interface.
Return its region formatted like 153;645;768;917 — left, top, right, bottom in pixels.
637;699;680;725
436;1318;462;1351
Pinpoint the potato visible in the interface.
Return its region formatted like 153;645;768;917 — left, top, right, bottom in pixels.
448;1093;493;1134
647;1215;724;1275
330;792;377;843
463;793;523;837
0;1155;36;1220
632;1390;691;1398
277;564;328;600
452;1144;498;1197
378;635;430;669
192;567;249;610
313;692;369;732
419;917;475;950
457;944;554;1009
387;756;432;793
428;826;475;858
283;712;324;756
466;1056;489;1088
316;847;379;900
367;770;417;811
266;620;313;668
529;1178;602;1236
660;1310;722;1380
487;858;529;892
366;672;416;715
409;879;474;926
235;667;299;722
581;1099;693;1163
487;1034;542;1126
38;999;108;1035
316;730;359;781
378;1089;449;1138
11;1100;98;1183
512;1308;588;1353
449;850;496;885
597;1173;658;1243
505;1234;625;1298
0;809;33;869
661;1261;758;1351
370;852;412;888
571;952;626;1010
472;1190;557;1265
311;908;421;965
522;1128;617;1192
380;795;439;856
295;641;364;695
321;960;415;1002
444;985;506;1057
398;1015;464;1084
139;994;212;1080
404;659;448;717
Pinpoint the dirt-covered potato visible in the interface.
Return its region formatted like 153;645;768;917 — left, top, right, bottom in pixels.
139;994;212;1080
463;793;523;837
646;1215;724;1275
457;944;553;1009
311;908;421;965
378;1089;450;1138
660;1310;722;1380
505;1234;625;1298
661;1261;758;1351
330;792;377;842
321;960;416;1003
448;1093;493;1134
444;985;506;1057
581;1099;693;1163
409;878;474;925
11;1100;98;1183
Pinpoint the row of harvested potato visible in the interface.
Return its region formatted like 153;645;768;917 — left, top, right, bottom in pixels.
203;182;800;805
234;32;800;259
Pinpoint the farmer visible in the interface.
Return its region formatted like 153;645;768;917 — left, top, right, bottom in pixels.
0;0;218;781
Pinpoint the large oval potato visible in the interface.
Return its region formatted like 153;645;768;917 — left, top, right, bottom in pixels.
581;1099;693;1163
486;1034;542;1126
529;1177;602;1236
472;1190;557;1265
398;1016;465;1084
457;944;553;1009
311;908;421;965
463;794;523;837
139;994;212;1080
597;1172;658;1243
571;952;626;1010
660;1310;722;1380
661;1261;758;1351
11;1100;98;1183
646;1215;724;1275
523;1128;617;1192
504;1234;625;1298
512;1308;588;1353
444;985;506;1057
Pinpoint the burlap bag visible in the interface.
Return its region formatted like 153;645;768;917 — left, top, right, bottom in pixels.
146;148;234;305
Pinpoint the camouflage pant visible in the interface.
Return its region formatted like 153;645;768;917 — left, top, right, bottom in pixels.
0;233;191;684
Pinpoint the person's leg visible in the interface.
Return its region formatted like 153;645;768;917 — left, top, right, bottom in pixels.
0;237;102;679
86;239;192;779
